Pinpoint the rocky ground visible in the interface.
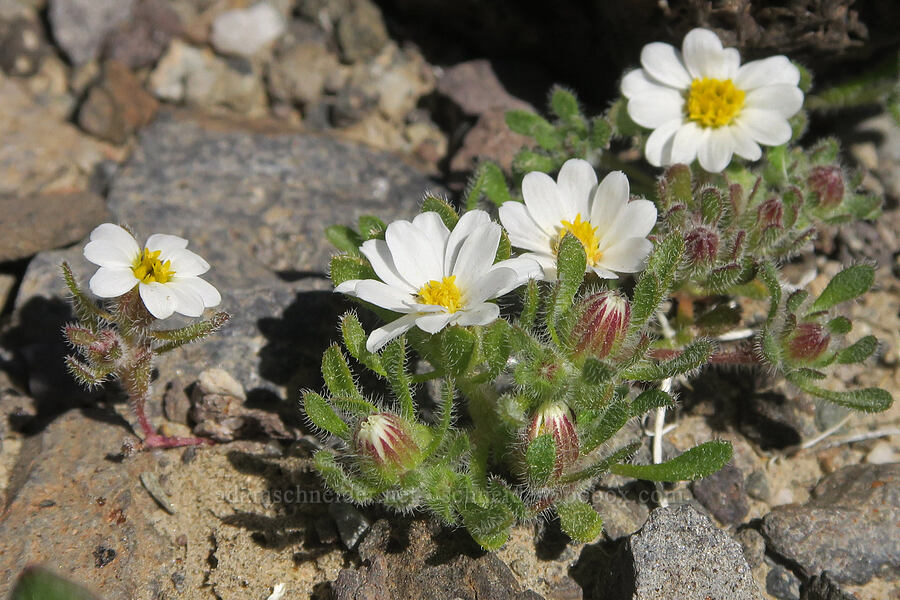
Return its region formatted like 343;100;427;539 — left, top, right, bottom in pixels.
0;1;898;599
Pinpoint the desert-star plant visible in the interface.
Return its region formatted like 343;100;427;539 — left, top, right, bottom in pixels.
63;224;229;449
306;25;893;550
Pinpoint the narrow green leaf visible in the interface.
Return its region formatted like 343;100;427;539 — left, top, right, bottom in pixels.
589;116;611;149
699;187;723;224
322;344;364;400
331;395;378;417
631;388;675;417
758;260;782;323
495;229;512;262
61;262;112;327
480;319;511;380
526;434;556;487
303;392;350;438
512;149;557;176
562;442;640;483
324;225;363;255
630;272;660;329
519;279;541;331
487;477;528;521
441;325;477;376
660;164;693;209
826;316;852;335
835;335;877;364
313;450;376;502
460;502;514;551
10;567;98;600
552;233;587;328
330;254;376;288
622;340;713;380
505;110;561;151
582;359;615;385
358;215;386;240
550;86;583;129
609;440;733;482
422;195;459;229
786;374;892;413
382;337;415;420
152;312;231;353
786;289;809;314
340;312;386;376
580;399;631;453
809;265;875;312
425;379;455;457
557;501;604;543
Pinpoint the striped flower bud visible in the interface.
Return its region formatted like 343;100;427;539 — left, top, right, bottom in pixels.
528;402;579;479
354;413;422;481
572;291;630;359
786;322;831;363
685;226;719;264
807;166;844;208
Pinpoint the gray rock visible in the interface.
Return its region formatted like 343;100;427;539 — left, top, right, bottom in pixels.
103;0;182;69
691;463;749;526
78;60;159;144
48;0;135;65
604;504;763;600
766;564;801;600
735;528;766;569
745;469;771;502
435;59;534;117
328;502;370;549
801;572;856;600
335;0;388;63
591;488;649;540
762;463;900;585
267;41;340;107
332;518;545;600
0;16;47;77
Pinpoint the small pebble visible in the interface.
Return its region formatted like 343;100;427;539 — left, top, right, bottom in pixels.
328;502;369;549
865;440;897;464
765;564;800;600
771;488;794;506
745;470;771;502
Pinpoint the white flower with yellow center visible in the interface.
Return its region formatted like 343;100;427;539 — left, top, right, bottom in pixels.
621;28;804;173
335;210;540;352
499;159;656;280
84;223;221;319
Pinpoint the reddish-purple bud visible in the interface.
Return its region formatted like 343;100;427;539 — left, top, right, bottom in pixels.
528;403;579;479
807;166;844;208
572;291;630;359
758;197;784;229
786;322;831;362
355;413;422;480
685;226;719;264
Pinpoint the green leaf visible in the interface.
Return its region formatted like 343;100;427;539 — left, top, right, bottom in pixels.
786;372;892;412
589;116;612;149
809;265;875;312
512;149;557;176
580;399;631;453
324;225;363;255
440;325;477;376
460;502;514;551
340;312;386;376
694;304;742;334
519;279;541;330
835;335;877;364
758;260;782;323
10;567;98;600
505;110;561;151
763;145;788;187
786;289;809;314
826;316;852;335
151;312;231;354
660;164;692;209
382;337;415;420
581;359;616;385
562;442;639;483
358;215;386;240
623;340;713;380
699;187;723;224
322;344;364;400
557;500;604;543
553;233;587;324
631;388;675;417
303;392;350;438
630;272;660;329
525;434;557;487
487;477;528;521
331;395;378;417
550;86;583;129
609;440;733;482
330;254;376;288
607;97;640;137
481;319;511;380
422;195;459;229
61;262;112;327
313;450;376;502
495;229;511;262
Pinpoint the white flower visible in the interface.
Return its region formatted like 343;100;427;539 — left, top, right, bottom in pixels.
621;28;804;173
498;159;656;280
84;223;221;320
335;210;540;352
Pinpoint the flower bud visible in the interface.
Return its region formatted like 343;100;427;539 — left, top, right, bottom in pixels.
685;226;719;264
757;197;784;229
354;413;422;481
572;291;630;359
786;322;831;363
528;402;579;479
807;166;844;208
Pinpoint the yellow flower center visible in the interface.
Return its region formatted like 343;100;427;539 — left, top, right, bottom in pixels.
557;214;603;266
418;276;462;313
685;77;745;128
132;248;175;284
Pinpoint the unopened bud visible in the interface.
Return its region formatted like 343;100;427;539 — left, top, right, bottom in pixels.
572;291;630;359
354;413;422;481
758;197;784;229
528;403;579;479
786;322;831;363
685;226;719;264
807;166;844;208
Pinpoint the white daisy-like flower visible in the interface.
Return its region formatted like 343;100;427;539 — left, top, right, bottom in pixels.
498;159;656;280
84;223;221;320
621;28;804;173
335;210;540;352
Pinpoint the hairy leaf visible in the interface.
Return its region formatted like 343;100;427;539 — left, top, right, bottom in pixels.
609;440;733;482
809;265;874;313
303;392;350;438
557;500;604;543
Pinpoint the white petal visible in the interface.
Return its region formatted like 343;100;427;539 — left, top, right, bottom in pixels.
493;256;543;286
626;89;685;129
415;312;453;334
89;223;140;255
385;219;443;286
164;280;205;318
444;210;492;275
169;276;221;308
589;266;619;279
669;121;706;165
464;268;517;304
728;123;762;161
412;211;450;253
621;69;668;98
639;42;691;89
522;171;571;233
524;252;558;282
89;267;138;298
644;119;683;167
499;201;553;255
682;28;727;79
720;48;742;79
84;240;139;268
736;109;792;146
557;159;597;216
451;222;500;283
601;200;657;248
597;238;654;273
743;84;804;118
736;56;800;90
139;282;177;319
346;279;412;312
454;303;500;327
360;239;416;293
590;171;630;239
165;248;210;277
145;233;189;254
697;127;735;173
366;314;418;352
